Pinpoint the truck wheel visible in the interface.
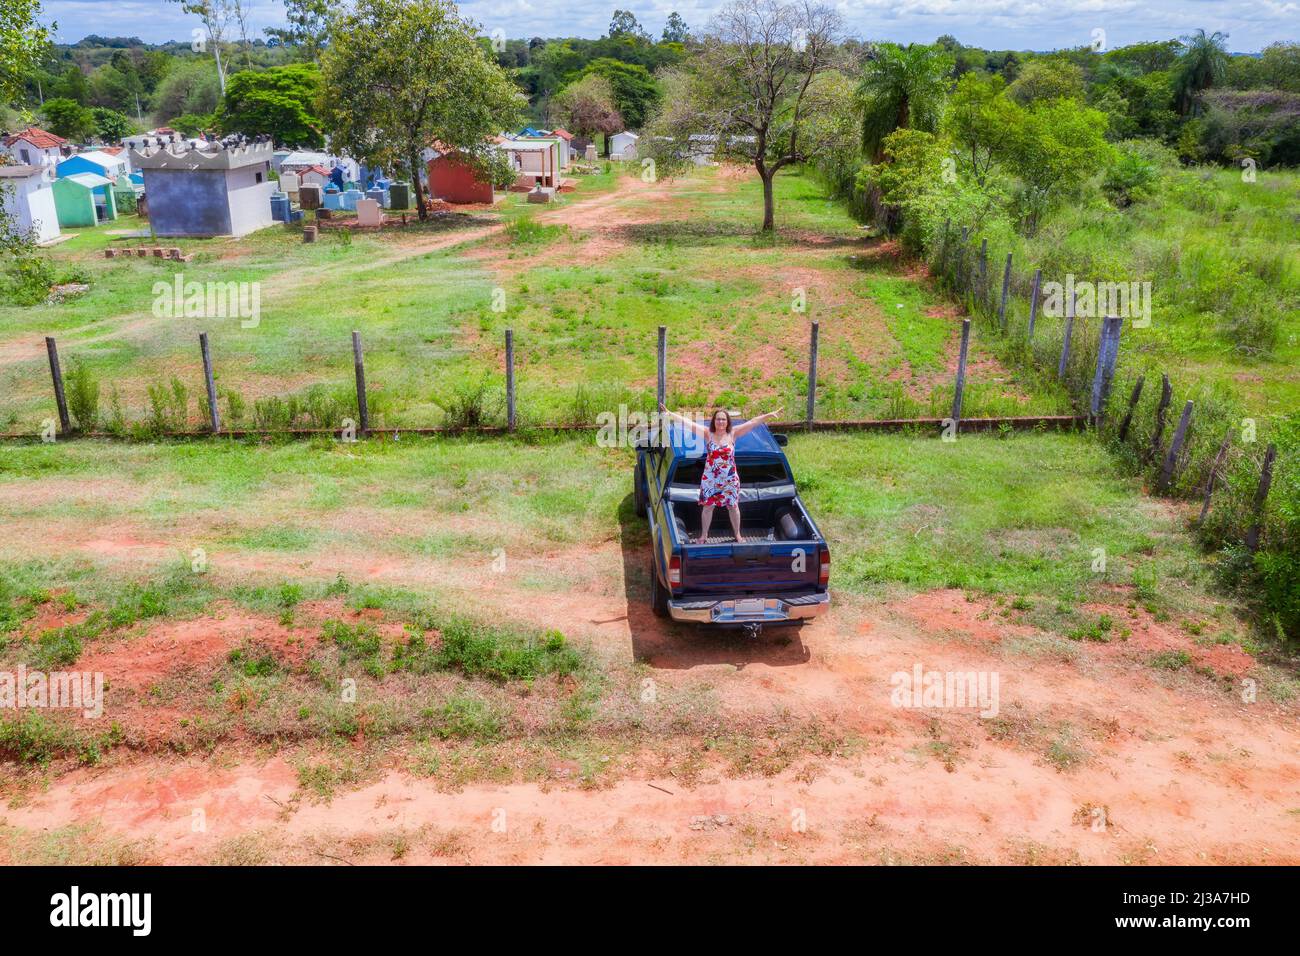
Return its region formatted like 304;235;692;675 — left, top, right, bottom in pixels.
634;453;648;518
649;555;669;618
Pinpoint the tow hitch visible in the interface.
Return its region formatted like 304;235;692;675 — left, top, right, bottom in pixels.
741;622;763;640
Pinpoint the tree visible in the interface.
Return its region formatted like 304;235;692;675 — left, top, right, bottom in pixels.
171;0;236;93
1006;99;1113;234
608;10;648;41
943;73;1023;185
1007;58;1085;105
581;58;659;130
662;12;689;44
265;0;330;61
319;0;523;220
1174;29;1229;115
551;74;623;148
0;0;52;103
151;57;223;120
856;42;950;162
41;97;95;140
217;63;323;146
645;0;841;232
92;106;137;141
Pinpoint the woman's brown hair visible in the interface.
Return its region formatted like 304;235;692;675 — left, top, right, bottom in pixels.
710;409;733;433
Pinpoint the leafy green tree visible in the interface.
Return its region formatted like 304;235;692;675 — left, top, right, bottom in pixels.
92;106;137;141
1007;58;1084;105
856;42;950;162
608;10;648;41
319;0;522;220
1006;98;1113;234
943;73;1023;185
1174;29;1229;115
581;58;659;131
151;57;223;120
0;0;52;102
217;63;323;146
662;12;689;44
52;64;90;103
265;0;330;61
41;97;95;140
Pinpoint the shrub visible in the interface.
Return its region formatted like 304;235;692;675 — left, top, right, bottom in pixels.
65;359;100;432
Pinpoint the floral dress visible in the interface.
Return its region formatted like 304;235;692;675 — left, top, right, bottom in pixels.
699;438;741;508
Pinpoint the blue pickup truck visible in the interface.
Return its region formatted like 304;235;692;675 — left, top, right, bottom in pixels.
635;420;830;635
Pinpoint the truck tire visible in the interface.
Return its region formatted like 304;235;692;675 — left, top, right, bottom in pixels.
634;453;648;518
649;554;669;618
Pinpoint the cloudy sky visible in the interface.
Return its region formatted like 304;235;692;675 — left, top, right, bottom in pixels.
36;0;1299;52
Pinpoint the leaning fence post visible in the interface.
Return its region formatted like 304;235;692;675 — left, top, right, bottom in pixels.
656;324;666;410
505;328;516;432
1245;443;1277;553
1198;428;1234;525
1089;316;1123;419
1158;400;1194;493
997;253;1012;331
805;321;819;429
1147;374;1172;463
1027;268;1042;341
351;330;369;437
951;318;972;430
1118;375;1144;442
199;331;220;434
1057;289;1076;379
44;336;71;436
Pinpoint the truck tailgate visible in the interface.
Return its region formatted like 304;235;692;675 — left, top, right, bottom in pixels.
682;541;821;593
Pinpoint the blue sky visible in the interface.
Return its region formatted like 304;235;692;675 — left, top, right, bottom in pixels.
37;0;1299;52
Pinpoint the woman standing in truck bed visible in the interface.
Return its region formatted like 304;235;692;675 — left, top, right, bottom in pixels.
659;405;782;543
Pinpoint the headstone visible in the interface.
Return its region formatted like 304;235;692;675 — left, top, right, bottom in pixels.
341;188;363;211
388;182;410;210
303;225;318;243
356;198;383;226
279;171;299;194
299;183;322;210
585;144;597;162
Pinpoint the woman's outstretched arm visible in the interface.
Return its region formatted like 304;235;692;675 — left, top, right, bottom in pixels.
731;408;783;439
659;403;711;438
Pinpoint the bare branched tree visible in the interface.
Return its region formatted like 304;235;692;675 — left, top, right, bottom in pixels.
646;0;841;231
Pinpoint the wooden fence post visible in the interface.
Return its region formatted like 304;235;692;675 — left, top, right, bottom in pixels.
951;318;972;429
351;330;369;437
1118;375;1144;442
505;328;516;432
656;325;666;410
957;227;969;293
1089;316;1123;419
1245;443;1277;553
997;253;1012;331
1027;268;1042;341
1057;289;1075;379
1147;374;1172;463
937;219;951;280
1158;400;1194;493
44;336;71;435
806;321;819;428
977;238;988;308
1197;428;1233;525
199;332;220;434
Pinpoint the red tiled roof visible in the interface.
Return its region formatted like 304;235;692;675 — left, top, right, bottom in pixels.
551;128;573;141
303;164;330;177
101;146;124;155
3;126;67;149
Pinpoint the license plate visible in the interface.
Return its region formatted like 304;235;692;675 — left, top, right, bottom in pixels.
734;598;766;615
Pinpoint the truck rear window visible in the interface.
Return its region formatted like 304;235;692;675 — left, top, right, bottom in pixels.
671;459;790;486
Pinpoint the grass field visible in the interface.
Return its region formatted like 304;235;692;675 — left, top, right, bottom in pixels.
0;164;1071;435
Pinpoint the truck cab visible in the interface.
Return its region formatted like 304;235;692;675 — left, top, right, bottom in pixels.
636;420;830;633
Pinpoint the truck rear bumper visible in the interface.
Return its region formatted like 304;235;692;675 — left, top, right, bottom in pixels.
667;591;829;625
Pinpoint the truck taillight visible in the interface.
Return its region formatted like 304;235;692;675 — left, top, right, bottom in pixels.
818;547;830;587
668;555;682;588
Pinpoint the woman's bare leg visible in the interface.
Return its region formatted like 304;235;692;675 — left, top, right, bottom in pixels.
727;505;743;541
699;505;715;543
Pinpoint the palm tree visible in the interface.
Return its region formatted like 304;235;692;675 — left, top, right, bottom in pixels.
856;43;951;162
1173;29;1229;116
